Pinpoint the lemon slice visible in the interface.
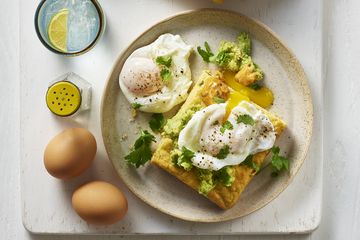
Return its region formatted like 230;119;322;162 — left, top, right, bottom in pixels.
48;9;69;52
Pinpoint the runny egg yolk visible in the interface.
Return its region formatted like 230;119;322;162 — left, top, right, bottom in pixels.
225;91;249;120
222;71;274;109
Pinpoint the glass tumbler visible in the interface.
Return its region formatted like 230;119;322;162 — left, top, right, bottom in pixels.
35;0;106;56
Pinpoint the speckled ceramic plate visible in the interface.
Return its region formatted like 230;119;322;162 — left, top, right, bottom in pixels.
101;9;313;222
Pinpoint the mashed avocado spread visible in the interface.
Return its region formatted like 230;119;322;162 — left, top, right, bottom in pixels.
164;102;235;195
163;105;202;138
197;167;235;195
197;32;264;82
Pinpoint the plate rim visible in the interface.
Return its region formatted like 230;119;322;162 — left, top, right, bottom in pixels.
100;8;314;222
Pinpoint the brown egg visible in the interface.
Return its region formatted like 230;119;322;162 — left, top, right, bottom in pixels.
72;181;128;225
44;128;97;180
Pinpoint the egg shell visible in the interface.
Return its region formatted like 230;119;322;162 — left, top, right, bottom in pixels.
72;181;128;225
44;128;97;180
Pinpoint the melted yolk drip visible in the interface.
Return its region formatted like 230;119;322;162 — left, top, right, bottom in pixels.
222;71;274;109
224;91;250;120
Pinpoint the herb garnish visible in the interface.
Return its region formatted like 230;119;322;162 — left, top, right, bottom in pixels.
156;56;172;68
197;41;214;63
215;145;230;159
125;130;156;168
160;68;172;81
131;102;142;109
214;166;235;187
175;147;195;171
237;114;255;126
197;42;232;67
156;56;172;81
270;146;289;177
248;82;262;90
213;97;226;103
242;155;260;173
220;121;233;133
149;113;166;133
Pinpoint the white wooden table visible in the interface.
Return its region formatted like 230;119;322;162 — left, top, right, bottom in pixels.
1;0;360;239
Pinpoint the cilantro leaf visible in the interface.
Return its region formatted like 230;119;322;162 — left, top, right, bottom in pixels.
271;154;289;171
215;145;230;159
213;97;226;103
220;121;233;133
131;102;142;109
160;68;172;81
156;55;173;82
204;41;212;53
242;155;260;173
149;113;166;133
125;130;156;168
176;147;195;171
237;114;255;126
197;41;214;63
156;56;172;68
248;82;262;90
270;146;290;176
271;146;280;155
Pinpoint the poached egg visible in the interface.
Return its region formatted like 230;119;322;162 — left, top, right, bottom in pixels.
119;33;193;113
178;101;276;171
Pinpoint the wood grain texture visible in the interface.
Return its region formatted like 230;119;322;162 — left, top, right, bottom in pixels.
3;0;360;239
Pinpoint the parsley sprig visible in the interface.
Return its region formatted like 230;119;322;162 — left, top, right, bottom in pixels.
248;82;262;90
156;56;172;67
125;130;156;168
242;147;290;176
214;166;235;187
131;102;142;109
242;155;260;173
149;113;166;133
160;68;172;81
197;42;231;66
220;121;233;134
237;114;255;126
215;145;230;159
175;147;195;171
155;56;172;81
270;146;290;176
197;41;214;63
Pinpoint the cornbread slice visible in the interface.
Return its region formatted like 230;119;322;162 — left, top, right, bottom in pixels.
151;71;286;209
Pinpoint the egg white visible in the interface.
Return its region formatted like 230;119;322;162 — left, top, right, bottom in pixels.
119;33;193;113
178;101;276;171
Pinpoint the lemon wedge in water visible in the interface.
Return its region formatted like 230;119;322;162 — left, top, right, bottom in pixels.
48;9;69;52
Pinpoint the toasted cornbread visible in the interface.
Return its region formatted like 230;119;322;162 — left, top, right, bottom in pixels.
151;71;286;209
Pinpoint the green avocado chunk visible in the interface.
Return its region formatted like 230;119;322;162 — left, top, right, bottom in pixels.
163;105;202;138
